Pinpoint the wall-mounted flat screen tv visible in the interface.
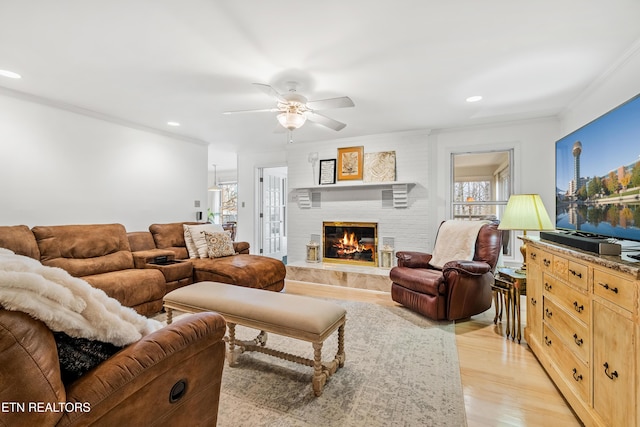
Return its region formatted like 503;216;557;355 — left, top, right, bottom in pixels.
555;93;640;242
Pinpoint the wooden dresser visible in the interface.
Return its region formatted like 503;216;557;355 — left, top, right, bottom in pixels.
524;237;640;427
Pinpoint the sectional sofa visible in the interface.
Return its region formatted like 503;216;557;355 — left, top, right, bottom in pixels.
0;222;286;316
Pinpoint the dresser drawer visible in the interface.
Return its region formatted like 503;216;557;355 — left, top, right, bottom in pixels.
553;256;568;282
539;250;554;273
593;268;636;312
528;245;542;265
543;297;589;363
542;275;590;324
567;260;588;291
542;324;590;402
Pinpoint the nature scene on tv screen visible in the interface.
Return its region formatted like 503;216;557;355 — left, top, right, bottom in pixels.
556;95;640;241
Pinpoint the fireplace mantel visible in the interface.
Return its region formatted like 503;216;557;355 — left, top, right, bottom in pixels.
291;181;414;191
293;182;414;209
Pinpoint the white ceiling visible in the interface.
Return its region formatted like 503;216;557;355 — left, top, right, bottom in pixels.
2;1;640;165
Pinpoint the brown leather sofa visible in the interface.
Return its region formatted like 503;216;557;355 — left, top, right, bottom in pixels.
0;222;287;317
149;222;286;292
0;308;226;426
0;224;166;316
389;222;502;321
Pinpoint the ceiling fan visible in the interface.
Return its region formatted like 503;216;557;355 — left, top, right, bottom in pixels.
223;82;354;132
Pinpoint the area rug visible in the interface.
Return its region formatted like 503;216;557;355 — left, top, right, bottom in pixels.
211;299;467;427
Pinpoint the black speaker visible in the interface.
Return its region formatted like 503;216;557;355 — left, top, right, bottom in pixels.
540;231;621;255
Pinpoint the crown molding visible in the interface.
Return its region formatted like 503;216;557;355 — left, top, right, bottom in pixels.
0;86;209;146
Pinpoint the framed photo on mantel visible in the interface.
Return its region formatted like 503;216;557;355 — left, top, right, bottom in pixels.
337;146;364;181
319;159;336;185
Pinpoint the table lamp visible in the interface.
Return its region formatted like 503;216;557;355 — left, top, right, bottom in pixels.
498;194;554;273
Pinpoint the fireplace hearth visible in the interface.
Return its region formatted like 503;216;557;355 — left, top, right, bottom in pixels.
322;221;378;266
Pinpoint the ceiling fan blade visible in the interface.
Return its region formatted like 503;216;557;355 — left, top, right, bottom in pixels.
222;107;280;115
306;96;354;110
305;111;347;131
252;83;287;103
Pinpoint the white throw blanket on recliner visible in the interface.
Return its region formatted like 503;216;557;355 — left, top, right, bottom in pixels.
0;248;162;346
428;220;490;269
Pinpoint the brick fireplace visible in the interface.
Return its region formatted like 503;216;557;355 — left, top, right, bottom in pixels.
322;221;378;267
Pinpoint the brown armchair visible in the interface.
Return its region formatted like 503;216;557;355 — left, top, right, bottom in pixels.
389;222;502;321
0;309;227;426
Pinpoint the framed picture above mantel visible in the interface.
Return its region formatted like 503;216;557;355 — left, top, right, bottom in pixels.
319;159;336;185
337;146;364;181
363;151;396;182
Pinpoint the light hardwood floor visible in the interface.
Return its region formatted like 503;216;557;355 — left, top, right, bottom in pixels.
284;280;582;427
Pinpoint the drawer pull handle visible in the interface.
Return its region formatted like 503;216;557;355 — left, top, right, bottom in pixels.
573;333;583;346
569;269;582;278
604;362;619;380
544;283;552;291
530;252;537;260
572;368;583;382
598;282;619;294
573;301;584;313
530;297;537;306
544;336;552;346
543;259;551;267
545;308;553;318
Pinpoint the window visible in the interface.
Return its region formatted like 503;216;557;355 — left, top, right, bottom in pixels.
220;182;238;224
208;182;237;224
451;149;513;256
453;180;492;219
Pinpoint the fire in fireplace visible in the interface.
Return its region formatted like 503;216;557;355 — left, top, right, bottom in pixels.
322;221;378;266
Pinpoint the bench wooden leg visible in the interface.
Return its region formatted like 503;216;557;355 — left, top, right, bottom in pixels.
312;341;326;397
166;308;173;325
337;323;346;368
226;323;242;366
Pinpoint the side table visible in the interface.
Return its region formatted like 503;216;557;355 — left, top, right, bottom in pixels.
493;267;526;343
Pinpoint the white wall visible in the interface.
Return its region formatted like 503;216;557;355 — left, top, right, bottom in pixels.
0;92;208;232
560;42;640;137
286;131;430;264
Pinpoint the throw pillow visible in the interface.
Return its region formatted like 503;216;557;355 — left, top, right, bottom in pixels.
54;331;123;386
204;231;235;258
183;225;199;259
184;224;224;258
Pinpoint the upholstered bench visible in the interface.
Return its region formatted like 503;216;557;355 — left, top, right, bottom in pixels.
163;281;346;396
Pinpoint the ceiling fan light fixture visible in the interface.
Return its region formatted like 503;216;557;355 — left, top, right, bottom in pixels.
277;111;306;130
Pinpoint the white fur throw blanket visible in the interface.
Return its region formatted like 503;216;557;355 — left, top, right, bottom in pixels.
0;248;163;346
428;220;491;269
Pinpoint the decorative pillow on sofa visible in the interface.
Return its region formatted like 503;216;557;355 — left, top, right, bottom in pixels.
53;331;123;385
203;231;235;258
183;224;225;259
183;225;199;259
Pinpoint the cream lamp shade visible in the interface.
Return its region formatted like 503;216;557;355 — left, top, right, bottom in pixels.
498;194;554;273
498;194;554;233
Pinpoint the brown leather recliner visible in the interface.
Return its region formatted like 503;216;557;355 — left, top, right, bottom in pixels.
0;308;227;426
389;222;502;321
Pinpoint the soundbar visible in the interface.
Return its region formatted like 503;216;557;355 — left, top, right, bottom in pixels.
540;231;621;256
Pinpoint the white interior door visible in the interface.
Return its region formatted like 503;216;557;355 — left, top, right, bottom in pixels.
259;166;287;261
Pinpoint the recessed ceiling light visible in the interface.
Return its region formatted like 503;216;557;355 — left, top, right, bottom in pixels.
0;69;22;79
466;95;483;103
167;121;180;127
